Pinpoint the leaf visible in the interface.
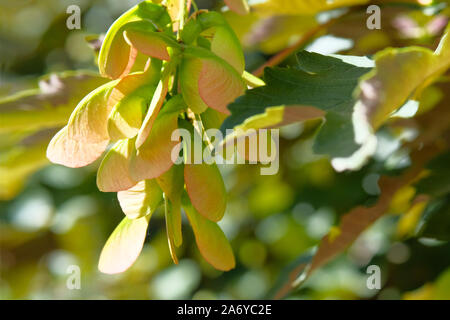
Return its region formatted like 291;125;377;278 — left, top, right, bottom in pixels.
184;162;227;222
306;176;415;278
198;18;245;74
357;24;450;132
227;105;324;133
181;120;227;222
182;192;235;271
253;0;369;16
47;81;118;168
0;141;49;200
135;70;170;148
417;196;450;241
97;138;136;192
416;151;450;198
158;164;184;247
210;26;245;74
266;251;314;299
0;72;108;133
0;72;109;199
98;1;171;79
242;71;265;88
181;11;230;44
180;46;246;114
272;144;441;298
396;196;429;238
164;195;180;264
200;107;228;131
224;0;250;15
123;21;180;61
107;60;162;141
117;179;163;219
131;95;185;181
166;0;181;31
332;26;450;171
223;11;317;55
221;51;372;158
98;215;150;274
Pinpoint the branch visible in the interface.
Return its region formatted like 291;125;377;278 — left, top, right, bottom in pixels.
251;6;369;77
251;19;335;77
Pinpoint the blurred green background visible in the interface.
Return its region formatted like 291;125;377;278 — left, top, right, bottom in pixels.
1;0;450;300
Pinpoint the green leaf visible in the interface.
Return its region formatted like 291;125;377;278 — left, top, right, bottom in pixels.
416;151;450;198
181;11;229;44
158;164;184;247
184;161;227;223
357;24;450;131
253;0;369;15
130;95;185;181
117;179;163;219
98;215;150;274
182;192;235;271
47;80;118;168
107;60;162;141
200;107;228;131
98;1;171;79
97;138;136;192
135;61;177;148
180;46;246;114
222;51;372;158
0;141;49;200
0;72;108;133
180;12;244;73
181;121;227;222
224;0;250;15
123;21;180;61
0;72;109;199
164;195;180;264
272;145;441;297
417;196;450;241
210;25;245;74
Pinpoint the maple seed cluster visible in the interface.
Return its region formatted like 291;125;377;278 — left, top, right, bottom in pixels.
47;1;250;274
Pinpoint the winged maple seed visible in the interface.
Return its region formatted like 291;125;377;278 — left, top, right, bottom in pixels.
46;1;251;274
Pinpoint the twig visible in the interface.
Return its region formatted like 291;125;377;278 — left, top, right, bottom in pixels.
251;19;335;77
251;6;369;77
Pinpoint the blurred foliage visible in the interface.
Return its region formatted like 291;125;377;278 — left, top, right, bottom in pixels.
1;0;450;300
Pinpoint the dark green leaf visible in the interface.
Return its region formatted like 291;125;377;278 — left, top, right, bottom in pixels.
221;51;372;157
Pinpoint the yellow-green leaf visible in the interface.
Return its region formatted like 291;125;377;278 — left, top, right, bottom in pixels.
158;164;184;247
0;72;108;133
97;138;136;192
211;26;245;74
124;27;179;61
98;215;150;274
131;95;185;181
107;60;162;140
357;24;450;132
253;0;369;16
164;195;180;264
180;47;246;114
182;192;235;271
47;81;118;168
0;142;48;200
224;0;250;15
135;74;169;148
179;120;227;222
117;179;163;219
98;1;171;79
184;161;227;222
